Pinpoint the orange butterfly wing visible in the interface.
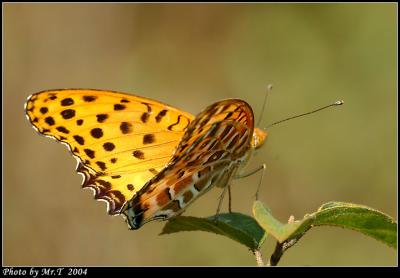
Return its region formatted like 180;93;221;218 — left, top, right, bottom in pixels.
25;89;194;214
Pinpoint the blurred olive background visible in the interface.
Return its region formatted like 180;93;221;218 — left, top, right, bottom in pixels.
4;3;397;266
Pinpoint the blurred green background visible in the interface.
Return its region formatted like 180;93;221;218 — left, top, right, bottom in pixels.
4;3;397;266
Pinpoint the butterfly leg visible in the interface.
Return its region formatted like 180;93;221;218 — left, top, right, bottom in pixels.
234;164;266;179
234;164;266;200
213;184;231;222
255;164;266;200
228;184;232;213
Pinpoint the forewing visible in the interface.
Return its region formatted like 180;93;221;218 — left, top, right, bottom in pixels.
25;89;194;214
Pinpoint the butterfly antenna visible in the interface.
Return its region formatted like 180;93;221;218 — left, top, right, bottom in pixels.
265;100;344;130
257;84;273;127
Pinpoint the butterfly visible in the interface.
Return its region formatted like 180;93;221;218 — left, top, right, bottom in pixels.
25;89;267;229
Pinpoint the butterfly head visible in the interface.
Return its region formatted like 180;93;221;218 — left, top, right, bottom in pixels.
251;128;268;150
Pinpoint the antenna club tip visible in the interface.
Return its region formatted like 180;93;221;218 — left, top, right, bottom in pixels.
335;100;344;105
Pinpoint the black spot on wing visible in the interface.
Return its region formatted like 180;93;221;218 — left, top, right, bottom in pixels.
73;135;85;145
155;109;168;123
56;126;70;134
61;109;75;119
83;95;97;102
132;150;145;159
143;134;155;144
84;149;95;159
61;98;74;106
96;161;107;171
96;114;108;123
120;122;133;134
45;116;55;126
141;113;150;123
103;142;115;151
91;128;103;138
114;104;126;111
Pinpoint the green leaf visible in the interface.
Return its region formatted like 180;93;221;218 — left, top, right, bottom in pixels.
253;201;397;249
160;212;267;250
253;200;311;243
313;201;397;248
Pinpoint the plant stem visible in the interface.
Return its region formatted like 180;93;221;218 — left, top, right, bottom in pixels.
268;239;298;266
253;249;264;266
268;241;284;266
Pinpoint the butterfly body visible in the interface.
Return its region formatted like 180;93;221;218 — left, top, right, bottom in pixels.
25;89;267;229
